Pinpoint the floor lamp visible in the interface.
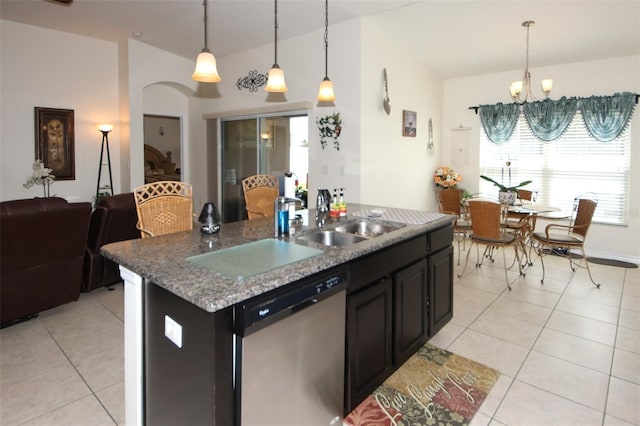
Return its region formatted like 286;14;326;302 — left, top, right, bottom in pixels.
96;124;114;203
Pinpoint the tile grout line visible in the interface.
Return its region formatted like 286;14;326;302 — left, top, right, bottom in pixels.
38;295;120;426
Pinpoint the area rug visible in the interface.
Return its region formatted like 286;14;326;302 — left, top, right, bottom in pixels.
344;343;500;426
587;257;638;268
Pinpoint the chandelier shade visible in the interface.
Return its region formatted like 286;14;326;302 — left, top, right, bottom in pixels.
265;0;288;92
192;0;221;83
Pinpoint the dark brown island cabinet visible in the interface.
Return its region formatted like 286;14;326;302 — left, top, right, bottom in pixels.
138;221;454;424
345;223;453;413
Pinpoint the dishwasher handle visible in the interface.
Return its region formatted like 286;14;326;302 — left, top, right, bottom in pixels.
291;298;318;315
235;268;348;337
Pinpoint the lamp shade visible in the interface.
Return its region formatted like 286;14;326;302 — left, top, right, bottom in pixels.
98;124;114;133
192;49;221;83
317;78;336;102
265;66;288;92
509;81;523;98
540;79;553;95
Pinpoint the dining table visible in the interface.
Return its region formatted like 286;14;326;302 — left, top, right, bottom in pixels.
506;203;571;266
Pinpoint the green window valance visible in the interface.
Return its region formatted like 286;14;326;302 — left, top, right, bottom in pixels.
477;92;637;144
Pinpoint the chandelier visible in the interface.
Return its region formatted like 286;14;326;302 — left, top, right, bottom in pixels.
509;20;552;103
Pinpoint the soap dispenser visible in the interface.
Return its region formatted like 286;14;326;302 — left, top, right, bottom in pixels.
339;188;347;217
274;197;301;237
275;197;290;237
330;189;340;218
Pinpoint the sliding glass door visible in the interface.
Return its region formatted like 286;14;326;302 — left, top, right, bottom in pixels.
221;113;308;223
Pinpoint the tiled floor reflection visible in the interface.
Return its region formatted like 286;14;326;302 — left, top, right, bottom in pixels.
1;249;638;425
431;250;640;426
1;286;124;426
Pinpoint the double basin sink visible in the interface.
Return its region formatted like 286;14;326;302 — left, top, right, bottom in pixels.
296;220;405;247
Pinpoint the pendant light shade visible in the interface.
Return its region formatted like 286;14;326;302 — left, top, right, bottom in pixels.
266;65;288;92
317;78;336;101
192;0;221;83
317;0;336;101
265;0;288;92
193;49;220;82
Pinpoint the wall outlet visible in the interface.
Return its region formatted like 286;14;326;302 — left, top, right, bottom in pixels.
164;315;182;348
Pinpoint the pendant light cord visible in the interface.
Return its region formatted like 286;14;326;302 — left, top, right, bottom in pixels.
203;0;209;51
273;0;279;66
324;0;329;78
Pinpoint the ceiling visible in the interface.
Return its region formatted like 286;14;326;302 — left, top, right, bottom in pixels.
1;0;639;79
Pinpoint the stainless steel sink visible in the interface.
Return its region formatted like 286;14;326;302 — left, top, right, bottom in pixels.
296;230;367;247
334;220;404;238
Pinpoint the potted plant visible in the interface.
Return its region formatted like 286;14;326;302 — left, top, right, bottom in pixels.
480;175;532;205
316;112;342;150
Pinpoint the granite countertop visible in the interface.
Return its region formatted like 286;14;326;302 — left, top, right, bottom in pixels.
101;204;454;313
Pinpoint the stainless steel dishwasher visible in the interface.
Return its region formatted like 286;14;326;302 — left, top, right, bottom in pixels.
234;267;347;426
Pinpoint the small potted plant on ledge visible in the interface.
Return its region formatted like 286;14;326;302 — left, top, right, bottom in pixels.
480;174;532;205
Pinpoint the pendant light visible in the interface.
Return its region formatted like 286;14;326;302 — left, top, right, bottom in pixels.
265;0;288;92
192;0;221;83
317;0;336;101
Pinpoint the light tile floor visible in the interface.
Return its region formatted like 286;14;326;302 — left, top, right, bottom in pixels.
1;250;638;425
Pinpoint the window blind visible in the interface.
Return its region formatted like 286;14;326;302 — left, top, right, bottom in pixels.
479;111;630;225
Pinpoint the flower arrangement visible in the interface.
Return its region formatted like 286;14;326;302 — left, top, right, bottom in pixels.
433;166;462;189
23;159;55;197
316;112;342;150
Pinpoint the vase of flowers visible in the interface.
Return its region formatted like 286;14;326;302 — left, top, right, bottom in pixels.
433;166;463;189
23;159;55;197
316;112;342;150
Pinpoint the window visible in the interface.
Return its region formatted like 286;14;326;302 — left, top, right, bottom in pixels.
479;111;630;225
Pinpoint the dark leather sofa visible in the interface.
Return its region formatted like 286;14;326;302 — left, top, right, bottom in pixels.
1;197;91;327
82;193;139;292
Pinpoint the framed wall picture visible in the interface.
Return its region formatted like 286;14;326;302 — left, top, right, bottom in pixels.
35;107;75;180
402;110;417;137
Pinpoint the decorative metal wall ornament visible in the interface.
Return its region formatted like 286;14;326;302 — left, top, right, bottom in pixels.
236;70;268;92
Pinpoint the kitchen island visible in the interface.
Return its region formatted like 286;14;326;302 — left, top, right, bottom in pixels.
102;204;455;425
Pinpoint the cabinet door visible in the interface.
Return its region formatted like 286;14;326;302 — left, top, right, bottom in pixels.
393;259;429;366
345;278;393;414
429;245;454;336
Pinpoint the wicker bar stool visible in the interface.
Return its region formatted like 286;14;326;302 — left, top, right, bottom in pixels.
133;181;193;238
242;174;279;219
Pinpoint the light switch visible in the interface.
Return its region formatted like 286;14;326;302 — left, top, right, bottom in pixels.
164;315;182;348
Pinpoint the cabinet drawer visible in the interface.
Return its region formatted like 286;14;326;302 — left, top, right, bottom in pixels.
349;235;427;294
427;223;453;254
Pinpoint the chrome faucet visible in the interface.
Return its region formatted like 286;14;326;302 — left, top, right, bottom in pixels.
316;189;329;228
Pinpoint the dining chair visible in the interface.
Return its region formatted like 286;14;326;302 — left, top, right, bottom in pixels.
133;181;193;238
242;174;279;220
436;188;470;265
458;199;525;290
531;194;600;288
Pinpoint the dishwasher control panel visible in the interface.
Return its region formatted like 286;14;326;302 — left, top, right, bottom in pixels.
235;267;348;337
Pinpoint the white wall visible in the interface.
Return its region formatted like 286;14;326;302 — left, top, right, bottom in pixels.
1;20;120;203
359;16;443;212
443;56;640;262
